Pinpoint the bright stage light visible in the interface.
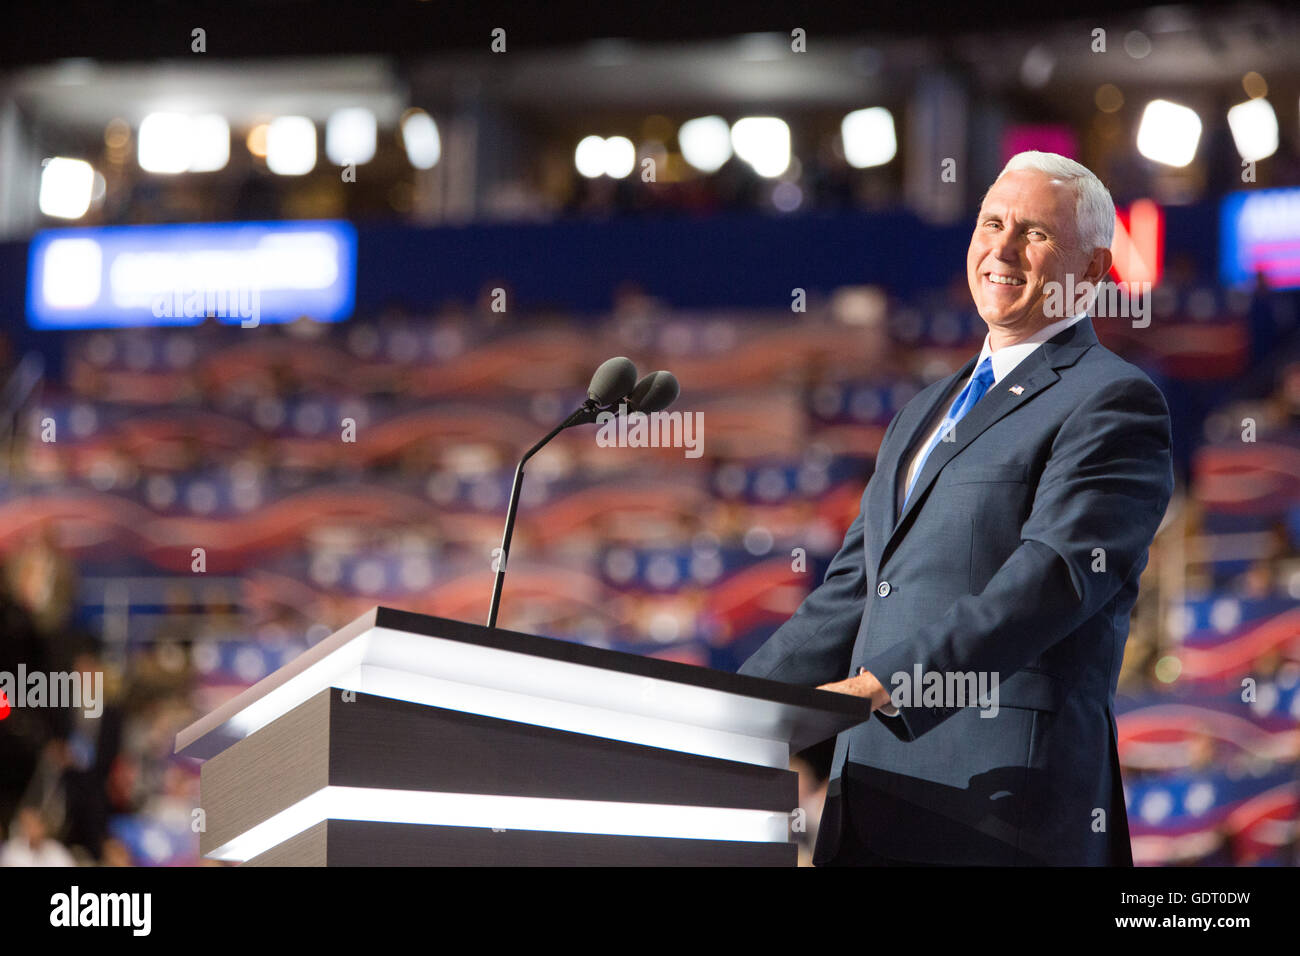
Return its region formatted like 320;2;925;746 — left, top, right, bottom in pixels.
841;107;896;168
138;112;192;174
575;135;607;178
266;116;317;175
678;116;732;173
603;136;635;178
244;124;267;158
189;114;230;172
326;108;377;166
1226;98;1278;163
1136;99;1202;168
39;157;95;219
575;136;637;178
730;117;790;178
401;110;440;169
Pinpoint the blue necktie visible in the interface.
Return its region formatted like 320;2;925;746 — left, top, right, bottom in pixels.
903;356;996;506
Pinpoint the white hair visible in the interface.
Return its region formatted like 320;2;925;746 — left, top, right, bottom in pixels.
990;151;1115;252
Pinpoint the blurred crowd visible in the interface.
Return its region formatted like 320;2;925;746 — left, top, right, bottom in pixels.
0;271;1296;866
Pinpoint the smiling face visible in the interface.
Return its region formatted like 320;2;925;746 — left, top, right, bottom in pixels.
967;168;1107;347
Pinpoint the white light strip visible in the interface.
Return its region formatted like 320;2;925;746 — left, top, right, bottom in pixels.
176;612;377;755
362;628;785;766
201;624;787;768
352;661;783;767
211;786;791;862
224;642;367;739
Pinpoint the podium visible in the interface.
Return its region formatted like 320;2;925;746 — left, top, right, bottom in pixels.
174;607;872;866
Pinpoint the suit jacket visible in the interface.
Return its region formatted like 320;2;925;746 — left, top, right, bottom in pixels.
738;317;1173;865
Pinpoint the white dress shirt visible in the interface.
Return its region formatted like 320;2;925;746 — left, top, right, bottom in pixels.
876;311;1087;717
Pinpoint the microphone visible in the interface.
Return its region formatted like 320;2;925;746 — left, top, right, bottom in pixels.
557;356;639;428
588;356;638;407
487;356;651;628
624;370;679;413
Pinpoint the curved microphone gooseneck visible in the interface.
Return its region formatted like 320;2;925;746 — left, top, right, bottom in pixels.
487;357;635;628
486;359;680;629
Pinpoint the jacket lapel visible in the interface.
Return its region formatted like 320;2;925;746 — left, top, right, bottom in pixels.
881;316;1099;561
882;358;976;533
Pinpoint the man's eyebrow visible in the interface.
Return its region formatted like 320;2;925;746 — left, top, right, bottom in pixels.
976;212;1055;231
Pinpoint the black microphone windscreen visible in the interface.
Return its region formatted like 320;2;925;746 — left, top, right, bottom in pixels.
588;356;638;406
626;370;680;413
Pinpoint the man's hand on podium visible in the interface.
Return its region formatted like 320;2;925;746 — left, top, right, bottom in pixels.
817;667;898;716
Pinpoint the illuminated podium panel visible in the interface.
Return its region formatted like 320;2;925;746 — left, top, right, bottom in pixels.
175;607;872;866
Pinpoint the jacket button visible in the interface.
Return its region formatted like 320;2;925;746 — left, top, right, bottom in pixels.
877;581;891;597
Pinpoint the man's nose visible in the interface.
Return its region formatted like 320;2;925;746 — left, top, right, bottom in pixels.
991;229;1022;262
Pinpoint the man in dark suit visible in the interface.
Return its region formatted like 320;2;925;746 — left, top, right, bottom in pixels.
739;152;1174;865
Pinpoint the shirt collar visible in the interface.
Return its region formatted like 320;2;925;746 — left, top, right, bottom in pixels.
976;312;1087;384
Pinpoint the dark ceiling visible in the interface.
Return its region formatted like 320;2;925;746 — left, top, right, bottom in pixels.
1;0;1257;66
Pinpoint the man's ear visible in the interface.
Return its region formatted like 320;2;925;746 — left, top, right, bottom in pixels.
1083;246;1113;285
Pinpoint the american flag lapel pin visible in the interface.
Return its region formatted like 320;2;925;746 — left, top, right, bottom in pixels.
1008;384;1025;395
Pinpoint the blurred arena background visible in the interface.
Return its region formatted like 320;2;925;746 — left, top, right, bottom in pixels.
0;1;1298;867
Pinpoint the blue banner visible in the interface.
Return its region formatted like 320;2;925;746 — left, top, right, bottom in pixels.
26;220;356;329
